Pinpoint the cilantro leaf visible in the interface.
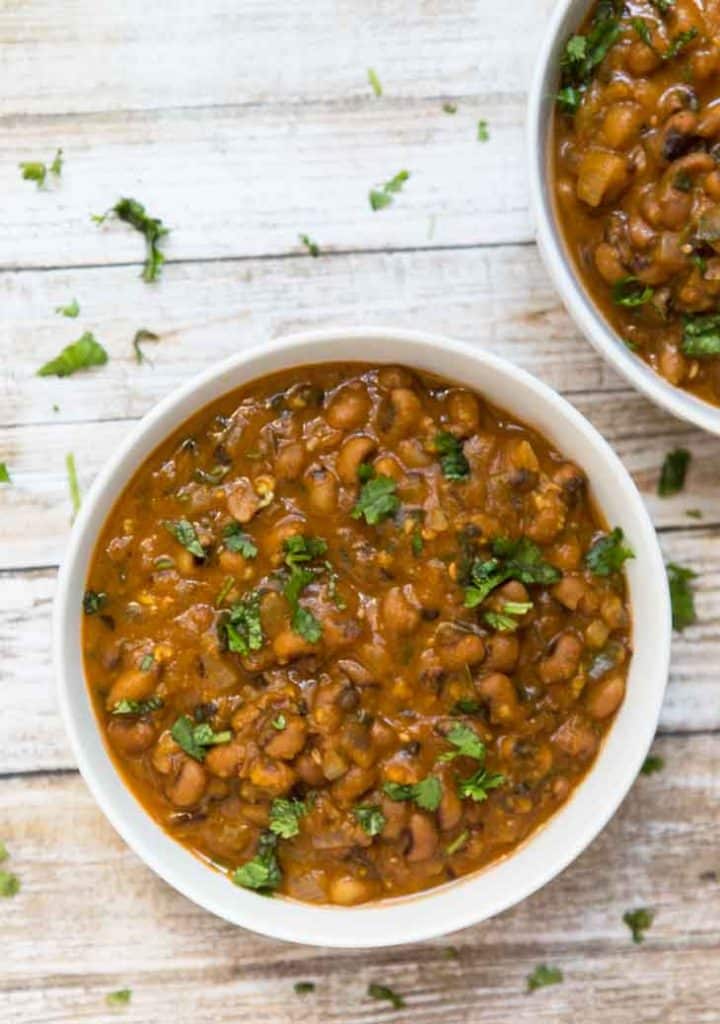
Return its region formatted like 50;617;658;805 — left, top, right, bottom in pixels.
369;170;410;211
477;119;490;142
435;431;470;480
271;713;286;730
94;197;169;283
284;534;328;566
367;67;382;97
291;603;323;643
352;474;400;525
631;17;654;49
457;766;505;802
171;714;231;761
354;805;386;837
66;452;81;517
223;523;258;558
623;907;654;943
294;982;315;995
557;6;620;113
368;984;405;1009
111;696;163;716
682;313;720;356
585;528;634;576
163;518;206;559
19;148;62;187
55;298;79;318
445;830;469;856
667;562;696;631
0;870;20;897
527;964;563;992
232;832;281;893
269;798;307;839
299;233;320;257
0;463;9;484
224;590;264;654
658;448;691;497
612;276;654;307
37;332;108;377
383;776;442;811
664;27;697;60
438;723;486;762
82;590;107;615
106;990;132;1006
464;537;560;607
451;698;483;715
443;101;458;114
132;328;160;365
641;754;664;775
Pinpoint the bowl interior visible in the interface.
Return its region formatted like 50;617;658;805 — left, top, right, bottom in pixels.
527;0;720;436
54;328;671;947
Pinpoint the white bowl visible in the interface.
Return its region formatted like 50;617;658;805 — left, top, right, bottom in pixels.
528;0;720;435
54;327;670;947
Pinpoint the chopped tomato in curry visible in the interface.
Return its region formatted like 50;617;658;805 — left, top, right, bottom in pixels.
83;363;632;904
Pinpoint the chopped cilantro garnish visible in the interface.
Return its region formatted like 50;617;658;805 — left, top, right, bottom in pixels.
664;27;697;60
435;431;470;480
527;964;563;992
132;328;160;365
0;463;10;484
641;754;664;775
55;298;79;318
631;18;654;49
411;528;423;556
223;523;258;558
446;829;469;856
383;776;442;811
225;590;264;654
443;101;458;114
368;984;405;1010
171;714;231;761
439;723;486;763
477;119;490;142
94;197;169;283
612;276;654;308
451;698;483;715
163;518;206;559
284;534;328;566
457;765;505;802
658;448;690;497
667;562;696;631
106;989;132;1006
682;313;720;356
294;982;315;995
355;805;386;837
232;832;281;893
484;601;531;631
464;536;560;607
369;170;410;211
0;870;20;897
623;907;654;943
37;332;108;377
299;233;320;257
585;528;634;577
367;67;382;97
352;474;400;525
558;6;620;113
19;148;62;187
82;590;107;615
112;696;163;716
66;453;81;517
269;798;307;839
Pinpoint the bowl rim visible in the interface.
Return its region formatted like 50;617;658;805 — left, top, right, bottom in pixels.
54;325;671;947
527;0;720;436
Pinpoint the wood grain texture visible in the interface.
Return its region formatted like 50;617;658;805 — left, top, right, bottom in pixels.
2;734;718;1023
0;0;553;117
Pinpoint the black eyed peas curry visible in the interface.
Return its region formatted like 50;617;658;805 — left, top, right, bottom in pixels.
554;0;720;405
82;363;633;905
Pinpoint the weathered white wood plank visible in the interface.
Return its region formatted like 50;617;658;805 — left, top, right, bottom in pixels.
1;521;715;775
2;734;718;1023
0;0;554;117
2;98;529;269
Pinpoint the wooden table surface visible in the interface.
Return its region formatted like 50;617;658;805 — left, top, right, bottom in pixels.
2;1;719;1021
